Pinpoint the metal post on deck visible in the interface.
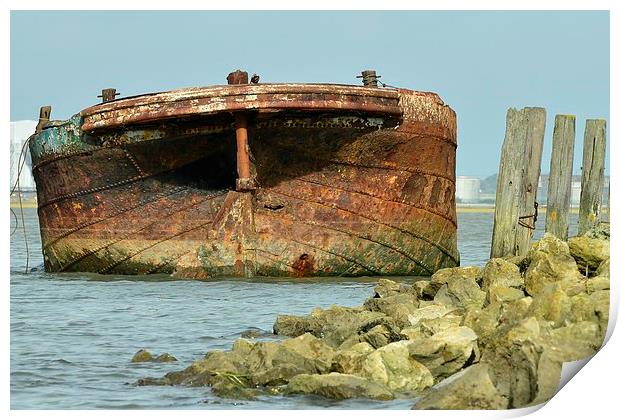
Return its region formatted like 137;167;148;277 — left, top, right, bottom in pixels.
357;70;381;87
234;112;255;191
98;88;120;103
227;69;256;192
35;106;52;133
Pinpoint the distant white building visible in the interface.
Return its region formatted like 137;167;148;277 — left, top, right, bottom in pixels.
571;181;581;206
456;176;481;203
539;174;609;207
10;120;38;192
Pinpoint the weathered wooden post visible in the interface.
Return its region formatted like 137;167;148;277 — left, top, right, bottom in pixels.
545;115;576;240
491;107;546;258
578;119;607;234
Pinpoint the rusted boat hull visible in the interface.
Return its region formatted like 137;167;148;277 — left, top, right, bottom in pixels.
30;82;459;278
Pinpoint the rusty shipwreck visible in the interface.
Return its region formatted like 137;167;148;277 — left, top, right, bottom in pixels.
28;70;459;279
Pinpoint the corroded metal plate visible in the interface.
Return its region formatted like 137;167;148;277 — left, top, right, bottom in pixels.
81;84;407;132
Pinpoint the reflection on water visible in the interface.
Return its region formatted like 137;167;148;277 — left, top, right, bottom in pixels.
10;207;580;409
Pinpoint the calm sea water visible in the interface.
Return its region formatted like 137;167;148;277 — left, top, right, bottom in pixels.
10;207;579;409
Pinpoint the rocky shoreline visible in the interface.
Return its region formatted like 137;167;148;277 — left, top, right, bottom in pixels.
135;224;610;409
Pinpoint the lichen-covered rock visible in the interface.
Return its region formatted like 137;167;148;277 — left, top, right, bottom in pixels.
487;284;525;305
480;317;563;408
246;333;335;386
281;333;335;369
419;315;463;336
309;306;400;348
231;338;254;356
191;349;249;377
273;314;308;337
372;278;415;298
154;353;177;363
131;349;177;363
586;275;610;292
360;341;434;393
504;255;528;271
497;297;533;326
542;321;602;361
485;316;540;350
568;235;610;276
412;280;433;299
482;317;603;408
331;342;374;374
427;267;486;311
131;349;154;363
400;326;428;341
359;324;401;349
407;326;479;380
595;258;610;277
524;233;583;296
137;347;248;388
462;302;502;346
210;373;256;400
569;290;610;338
407;303;457;328
433;277;486;311
428;266;482;297
363;292;419;328
480;258;523;291
286;373;394;400
526;283;572;327
413;363;509;410
274;305;401;348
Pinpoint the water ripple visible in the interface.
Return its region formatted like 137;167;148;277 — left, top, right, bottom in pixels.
10;208;581;409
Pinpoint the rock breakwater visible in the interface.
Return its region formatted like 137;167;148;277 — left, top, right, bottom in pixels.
136;225;610;409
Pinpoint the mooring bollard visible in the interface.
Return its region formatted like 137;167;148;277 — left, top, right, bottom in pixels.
491;107;546;258
578;119;607;235
545;115;576;241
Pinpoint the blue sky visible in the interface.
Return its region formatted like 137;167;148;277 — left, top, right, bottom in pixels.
10;11;609;177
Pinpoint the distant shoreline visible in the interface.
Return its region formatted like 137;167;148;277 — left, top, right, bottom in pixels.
456;205;584;214
10;198;595;214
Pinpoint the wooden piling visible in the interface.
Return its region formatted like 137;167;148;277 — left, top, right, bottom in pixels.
545;115;576;240
578;119;607;234
491;107;546;258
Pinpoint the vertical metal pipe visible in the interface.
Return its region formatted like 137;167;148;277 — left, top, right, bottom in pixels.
235;113;251;181
227;69;254;191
